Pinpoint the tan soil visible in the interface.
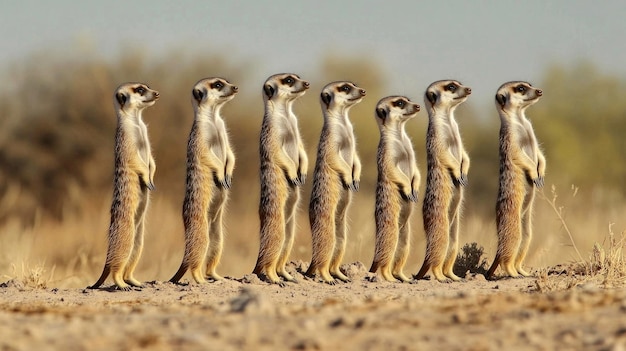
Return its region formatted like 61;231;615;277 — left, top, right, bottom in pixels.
1;261;625;351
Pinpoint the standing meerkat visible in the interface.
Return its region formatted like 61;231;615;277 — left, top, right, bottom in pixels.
170;77;238;284
253;73;309;284
414;80;472;282
306;81;366;284
90;82;159;290
369;96;421;282
486;81;545;279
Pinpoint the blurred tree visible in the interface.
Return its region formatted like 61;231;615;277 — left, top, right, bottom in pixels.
533;61;626;203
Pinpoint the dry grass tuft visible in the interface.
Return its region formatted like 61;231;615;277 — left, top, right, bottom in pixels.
588;225;626;288
2;262;54;289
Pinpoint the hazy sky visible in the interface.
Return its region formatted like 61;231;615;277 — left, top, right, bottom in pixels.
1;1;625;104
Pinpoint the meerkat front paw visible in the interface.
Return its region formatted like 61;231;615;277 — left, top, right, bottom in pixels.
224;174;233;189
352;179;360;192
459;173;469;186
297;171;307;186
534;176;544;188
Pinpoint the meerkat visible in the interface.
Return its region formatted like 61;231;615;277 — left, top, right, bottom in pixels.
169;77;238;284
414;80;472;282
253;73;309;284
369;96;421;282
306;81;366;284
486;81;545;279
89;82;159;290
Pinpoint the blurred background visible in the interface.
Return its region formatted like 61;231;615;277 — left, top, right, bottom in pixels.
0;1;625;287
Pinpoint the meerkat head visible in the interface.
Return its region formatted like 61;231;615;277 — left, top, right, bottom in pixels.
424;80;471;111
192;77;238;110
495;81;542;112
320;81;366;110
375;96;420;128
114;83;159;112
263;73;309;102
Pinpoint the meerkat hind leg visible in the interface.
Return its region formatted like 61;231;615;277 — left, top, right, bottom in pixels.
205;203;225;281
515;190;535;277
392;220;412;283
123;193;148;288
329;196;350;282
442;194;463;281
277;191;299;283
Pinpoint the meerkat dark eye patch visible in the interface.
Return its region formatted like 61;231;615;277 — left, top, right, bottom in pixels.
211;81;224;90
134;86;146;95
281;76;295;86
338;84;351;93
392;99;406;108
515;85;527;93
444;83;457;92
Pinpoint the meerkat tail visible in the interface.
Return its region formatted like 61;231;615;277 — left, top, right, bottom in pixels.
88;265;111;289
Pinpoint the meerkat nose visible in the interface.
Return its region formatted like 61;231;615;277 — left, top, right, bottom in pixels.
465;87;472;94
536;89;543;96
303;81;310;88
232;86;239;92
154;91;160;98
360;89;366;95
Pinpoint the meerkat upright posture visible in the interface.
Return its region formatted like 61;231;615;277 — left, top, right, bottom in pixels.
170;78;238;284
253;73;309;284
414;80;472;282
306;81;366;284
90;83;159;290
369;96;421;282
486;81;545;279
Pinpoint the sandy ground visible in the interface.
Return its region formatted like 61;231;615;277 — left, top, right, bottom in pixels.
1;261;625;351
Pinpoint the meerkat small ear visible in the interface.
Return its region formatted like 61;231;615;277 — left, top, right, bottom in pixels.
496;93;507;107
192;88;204;103
426;91;438;105
321;92;332;108
376;107;387;121
116;92;127;108
263;84;275;99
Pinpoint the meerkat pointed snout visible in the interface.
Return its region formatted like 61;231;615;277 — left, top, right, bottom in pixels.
254;73;309;285
306;81;366;284
487;81;545;279
89;82;159;291
369;96;421;283
415;80;472;283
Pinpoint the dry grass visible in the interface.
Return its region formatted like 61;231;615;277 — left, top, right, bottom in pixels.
0;183;623;289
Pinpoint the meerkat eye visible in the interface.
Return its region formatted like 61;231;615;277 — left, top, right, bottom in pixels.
394;99;406;108
446;84;457;92
516;85;527;93
135;86;146;95
341;85;351;93
283;76;295;85
212;81;224;90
